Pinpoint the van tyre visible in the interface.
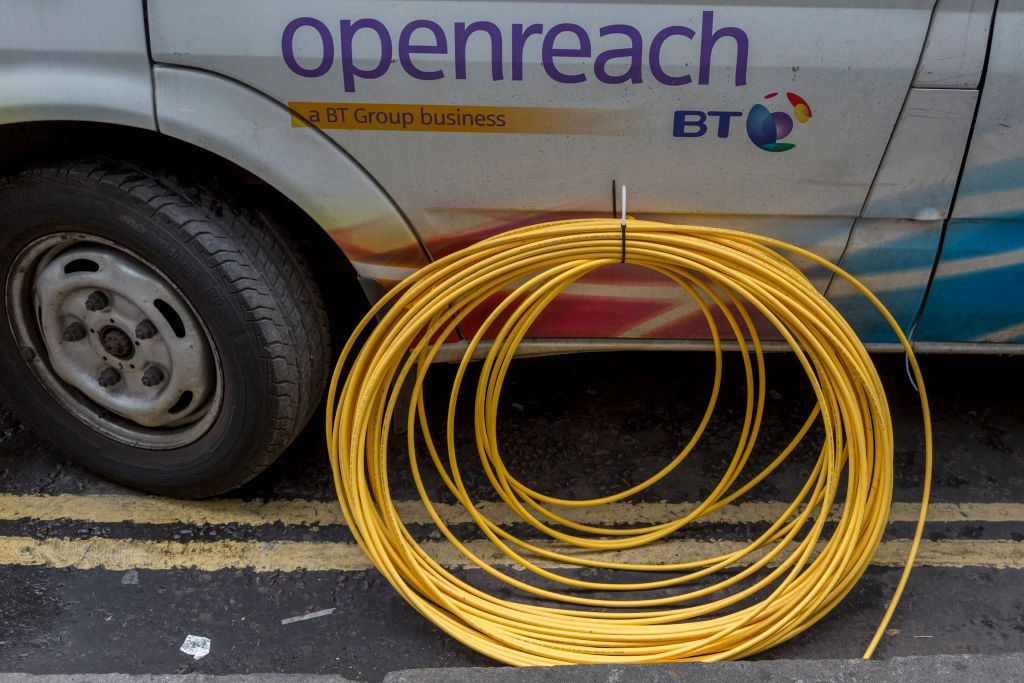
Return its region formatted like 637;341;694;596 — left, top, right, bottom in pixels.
0;161;331;497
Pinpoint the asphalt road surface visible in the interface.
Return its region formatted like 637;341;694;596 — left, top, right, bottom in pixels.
0;351;1023;680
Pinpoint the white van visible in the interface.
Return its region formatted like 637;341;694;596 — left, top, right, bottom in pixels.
0;1;1019;495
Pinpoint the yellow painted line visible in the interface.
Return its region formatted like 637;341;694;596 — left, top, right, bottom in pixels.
1;535;1022;572
0;493;344;526
0;493;1021;527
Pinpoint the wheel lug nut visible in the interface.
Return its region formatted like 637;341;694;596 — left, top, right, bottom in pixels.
97;367;121;387
141;366;165;387
85;290;109;312
63;322;87;342
135;319;157;340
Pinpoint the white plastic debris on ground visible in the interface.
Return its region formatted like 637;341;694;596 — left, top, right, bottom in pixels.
281;607;336;625
180;634;211;660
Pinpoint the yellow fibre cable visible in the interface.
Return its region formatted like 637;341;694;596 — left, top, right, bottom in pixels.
325;218;932;666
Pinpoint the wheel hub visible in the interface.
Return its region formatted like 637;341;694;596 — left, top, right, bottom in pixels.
100;326;134;360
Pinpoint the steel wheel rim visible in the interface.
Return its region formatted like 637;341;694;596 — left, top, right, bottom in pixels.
7;232;223;450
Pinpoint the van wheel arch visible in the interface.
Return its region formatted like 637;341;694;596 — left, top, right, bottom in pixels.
0;120;370;357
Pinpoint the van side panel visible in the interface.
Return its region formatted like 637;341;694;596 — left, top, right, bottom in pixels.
147;0;934;342
917;4;1024;343
0;0;153;129
913;0;993;89
826;88;978;343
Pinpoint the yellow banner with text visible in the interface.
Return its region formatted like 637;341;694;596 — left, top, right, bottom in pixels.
290;102;622;135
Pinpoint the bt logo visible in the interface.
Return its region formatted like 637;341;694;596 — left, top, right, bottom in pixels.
673;91;813;152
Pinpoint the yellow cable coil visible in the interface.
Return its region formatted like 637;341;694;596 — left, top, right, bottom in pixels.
326;219;932;666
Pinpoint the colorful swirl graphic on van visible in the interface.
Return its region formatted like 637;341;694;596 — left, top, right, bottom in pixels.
746;92;812;152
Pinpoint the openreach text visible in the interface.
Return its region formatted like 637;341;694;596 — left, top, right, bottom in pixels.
282;11;749;93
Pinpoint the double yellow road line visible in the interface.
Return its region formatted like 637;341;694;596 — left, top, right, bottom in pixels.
1;493;1022;573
